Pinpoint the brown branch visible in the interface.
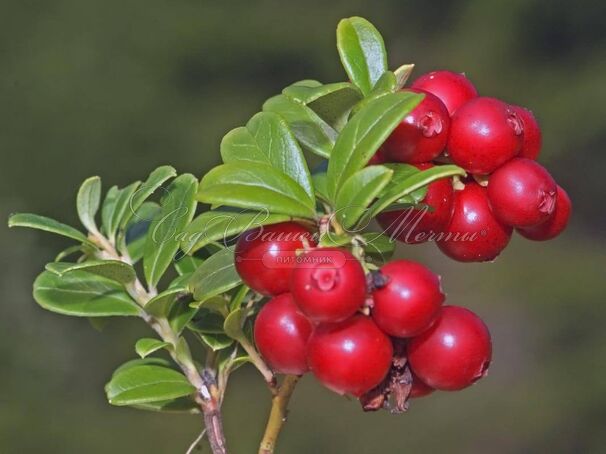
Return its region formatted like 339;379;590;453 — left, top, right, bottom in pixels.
258;375;300;454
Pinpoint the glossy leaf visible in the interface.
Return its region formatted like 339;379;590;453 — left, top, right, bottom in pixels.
105;364;194;406
168;301;198;336
221;112;314;198
174;256;203;276
307;84;362;131
135;338;171;358
182;211;290;254
223;307;253;340
33;270;140;317
197;162;316;219
76;176;101;232
336;17;388;95
145;287;189;317
326;91;423;201
263;94;336;158
335;165;393;229
196;333;234;352
189;248;241;304
44;260;136;284
144;174;197;288
8;213;92;245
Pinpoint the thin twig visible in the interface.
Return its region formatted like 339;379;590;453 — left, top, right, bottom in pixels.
186;429;207;454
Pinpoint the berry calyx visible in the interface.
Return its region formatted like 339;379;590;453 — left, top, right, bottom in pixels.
254;293;312;375
307;315;393;396
290;248;366;323
371;260;445;337
511;105;542;160
518;185;571;241
407;305;492;391
437;182;513;262
487;158;557;227
377;163;454;244
235;222;316;296
382;89;451;163
411;70;478;115
448;97;523;174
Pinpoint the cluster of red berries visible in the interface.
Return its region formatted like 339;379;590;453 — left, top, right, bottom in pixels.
375;70;572;262
236;222;492;403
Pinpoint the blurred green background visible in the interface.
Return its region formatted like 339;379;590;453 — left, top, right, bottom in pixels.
1;0;605;452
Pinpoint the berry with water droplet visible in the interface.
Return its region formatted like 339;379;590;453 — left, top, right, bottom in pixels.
411;70;478;115
517;185;571;241
408;305;492;391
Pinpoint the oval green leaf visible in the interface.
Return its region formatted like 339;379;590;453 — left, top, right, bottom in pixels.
44;259;136;284
8;213;92;245
76;176;101;232
188;248;242;303
135;338;171;358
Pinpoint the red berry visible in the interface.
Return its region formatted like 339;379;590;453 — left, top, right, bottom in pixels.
290;248;366;323
371;260;445;337
254;293;312;375
511;105;542;160
518;185;571;241
488;158;557;227
409;372;435;398
368;146;387;165
235;222;316;296
408;305;492;391
382;89;450;163
411;70;478;116
377;163;454;244
307;315;393;396
448;97;523;174
437;182;512;262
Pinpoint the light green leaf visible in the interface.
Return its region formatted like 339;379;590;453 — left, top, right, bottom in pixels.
145;287;189;317
76;176;101;232
197;162;316;219
312;172;330;202
394;63;415;89
144;174;198;288
182;211;291;254
131;397;199;414
8;213;92;245
326;91;423;201
223;307;253;340
196;333;234;352
101;185;119;237
335;165;394;229
33;270;140;317
174;256;203;275
54;245;85;262
106;181;141;241
189;248;242;304
337;17;388;95
263;94;336;158
135;338;171;358
221;112;314;199
105;364;194;406
44;260;136;284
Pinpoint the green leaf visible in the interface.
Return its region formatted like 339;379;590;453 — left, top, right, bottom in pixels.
360;232;396;262
106;181;141;241
335;165;394;229
192;296;228;316
196;333;234;352
143;174;198;288
112;357;173;375
101;185;119;236
168;300;198;336
380;163;428;205
135;338;171;358
145;287;189;317
263;94;336;159
318;232;353;248
217;345;251;375
131;397;199;414
189;248;242;304
337;17;388;95
120;166;177;229
174;256;203;275
306;84;362;131
349;71;398;117
223;307;253;340
182;211;291;254
326;91;423;201
362;164;466;224
221;112;314;199
76;176;101;232
54;245;85;262
125;201;161;263
8;213;92;245
33;270;140;317
312;172;330;202
105;364;194;406
44;260;136;284
394;63;415;89
197;162;316;219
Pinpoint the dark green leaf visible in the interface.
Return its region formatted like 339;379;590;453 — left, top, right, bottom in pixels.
8;213;92;245
306;83;362;131
196;333;234;352
76;176;102;232
197;162;316;219
326;91;423;202
131;397;199;414
360;232;396;262
145;287;189;317
33;270;140;317
44;260;136;284
336;17;388;95
106;181;141;241
135;338;171;358
143;174;198;288
125;201;161;263
189;248;241;304
335;165;393;229
168;301;198;335
174;256;203;275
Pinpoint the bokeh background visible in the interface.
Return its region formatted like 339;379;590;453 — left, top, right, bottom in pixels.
1;0;605;452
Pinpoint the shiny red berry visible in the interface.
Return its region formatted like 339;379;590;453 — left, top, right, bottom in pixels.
411;70;478;115
377;163;454;244
409;372;435;398
307;315;393;396
382;89;450;163
368;146;387;165
448;97;523;174
408;305;492;391
371;260;445;338
518;185;571;241
290;248;366;323
235;222;316;296
488;158;557;227
437;182;512;262
254;293;312;375
511;105;542;160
